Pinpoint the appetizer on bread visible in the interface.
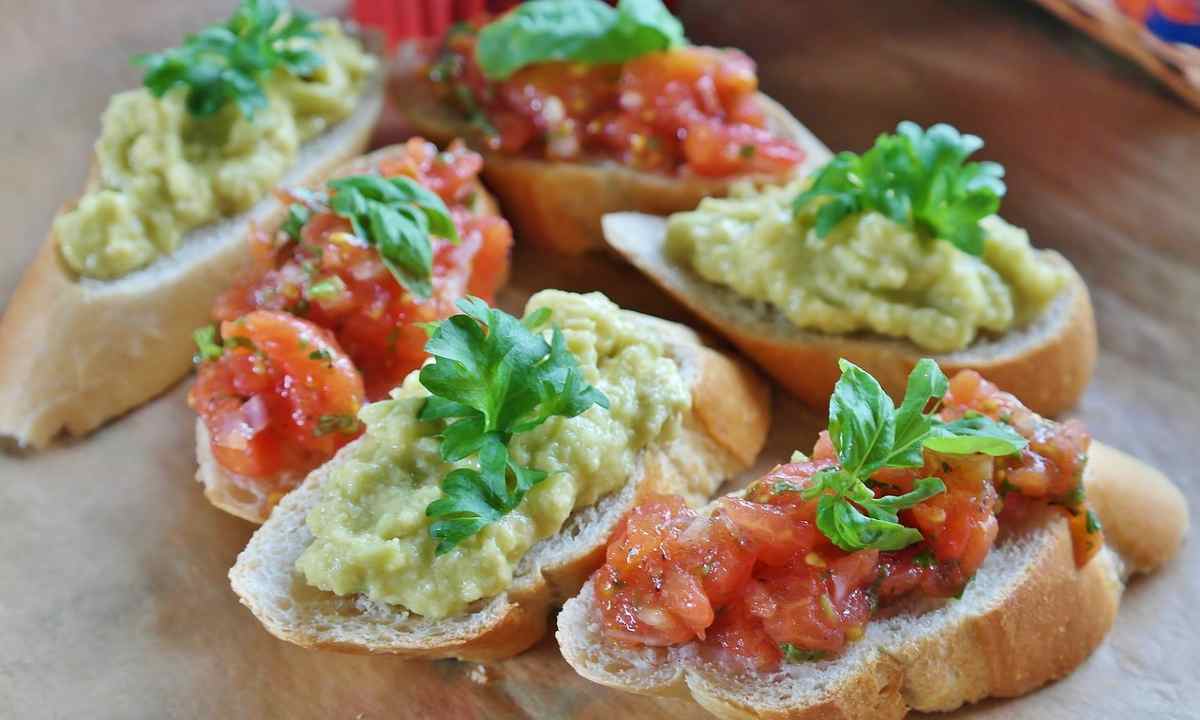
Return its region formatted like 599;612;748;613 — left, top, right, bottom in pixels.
0;0;384;448
229;291;770;660
191;139;513;523
558;359;1187;719
605;122;1097;416
399;0;832;255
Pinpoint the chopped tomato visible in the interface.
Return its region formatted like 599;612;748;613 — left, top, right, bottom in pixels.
430;28;803;177
188;311;365;482
596;370;1101;671
194;138;513;482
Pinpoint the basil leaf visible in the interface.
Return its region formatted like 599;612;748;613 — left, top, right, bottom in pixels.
475;0;686;80
924;412;1027;456
793;123;1006;257
828;359;895;477
867;477;946;519
887;359;949;468
816;493;924;552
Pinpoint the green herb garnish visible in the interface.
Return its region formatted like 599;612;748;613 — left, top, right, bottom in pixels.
475;0;686;80
192;325;224;363
793;122;1007;256
1085;509;1102;534
780;643;827;663
800;359;1027;552
282;203;312;241
314;413;360;437
135;0;324;118
418;298;609;554
327;175;458;300
307;276;346;301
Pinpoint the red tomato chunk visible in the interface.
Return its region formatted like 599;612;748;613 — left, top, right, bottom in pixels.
595;371;1101;671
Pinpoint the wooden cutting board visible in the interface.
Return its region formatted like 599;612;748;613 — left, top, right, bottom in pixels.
1;1;1195;718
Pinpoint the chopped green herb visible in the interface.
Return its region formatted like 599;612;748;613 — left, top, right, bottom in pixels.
192;325;224;364
314;413;360;437
1085;509;1102;534
419;298;609;554
780;643;827;663
913;550;935;568
282;203;311;241
793;122;1006;256
308;349;332;364
135;0;325;118
738;144;756;159
307;275;346;301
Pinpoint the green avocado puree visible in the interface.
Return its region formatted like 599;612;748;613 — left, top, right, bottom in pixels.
665;181;1067;353
55;21;375;280
295;291;692;619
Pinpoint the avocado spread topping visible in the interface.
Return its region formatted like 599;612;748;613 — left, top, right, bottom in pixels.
666;124;1067;353
295;291;691;619
55;13;375;280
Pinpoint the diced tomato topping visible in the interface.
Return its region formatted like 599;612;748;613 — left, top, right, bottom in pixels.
187;311;365;483
595;370;1101;671
192;138;513;484
429;28;803;177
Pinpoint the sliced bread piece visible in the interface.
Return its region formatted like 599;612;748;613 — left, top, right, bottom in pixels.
0;29;385;449
397;56;833;256
194;170;506;525
228;311;771;660
603;212;1098;417
556;441;1187;720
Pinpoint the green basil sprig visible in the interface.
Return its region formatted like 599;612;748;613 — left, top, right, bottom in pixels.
476;0;686;80
795;359;1027;552
793;123;1007;256
136;0;324;118
326;175;459;300
418;298;609;554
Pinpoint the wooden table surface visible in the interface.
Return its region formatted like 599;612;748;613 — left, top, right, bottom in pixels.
1;1;1195;718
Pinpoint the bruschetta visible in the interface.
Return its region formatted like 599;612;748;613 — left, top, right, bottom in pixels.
397;0;832;256
0;1;384;448
191;139;513;523
228;290;770;660
604;122;1097;416
558;359;1186;719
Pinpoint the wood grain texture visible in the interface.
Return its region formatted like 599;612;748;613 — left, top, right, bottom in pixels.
0;1;1195;718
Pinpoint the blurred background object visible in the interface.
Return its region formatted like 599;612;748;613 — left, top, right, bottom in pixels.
1033;0;1200;109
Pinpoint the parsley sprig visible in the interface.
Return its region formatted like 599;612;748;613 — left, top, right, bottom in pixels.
326;175;459;300
793;122;1007;256
791;359;1027;552
418;298;609;554
135;0;324;118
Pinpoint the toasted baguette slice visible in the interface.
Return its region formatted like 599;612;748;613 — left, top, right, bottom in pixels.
0;31;385;450
228;311;771;661
195;179;506;525
557;442;1188;720
603;212;1098;418
398;59;833;256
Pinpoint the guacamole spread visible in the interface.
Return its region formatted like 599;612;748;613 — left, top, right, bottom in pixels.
295;291;692;619
55;21;375;280
666;182;1067;352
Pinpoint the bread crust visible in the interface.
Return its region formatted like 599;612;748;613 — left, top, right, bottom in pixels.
396;60;832;256
0;31;385;449
556;442;1187;719
603;212;1098;417
195;170;506;525
228;316;770;661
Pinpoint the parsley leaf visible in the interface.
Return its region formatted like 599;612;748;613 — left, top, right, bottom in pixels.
135;0;324;118
327;175;458;300
475;0;686;80
419;298;609;554
793;122;1006;256
802;359;1026;552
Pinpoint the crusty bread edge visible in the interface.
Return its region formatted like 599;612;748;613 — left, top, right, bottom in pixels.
227;314;771;660
556;442;1188;720
396;53;833;256
603;212;1098;417
194;171;507;525
0;30;386;450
